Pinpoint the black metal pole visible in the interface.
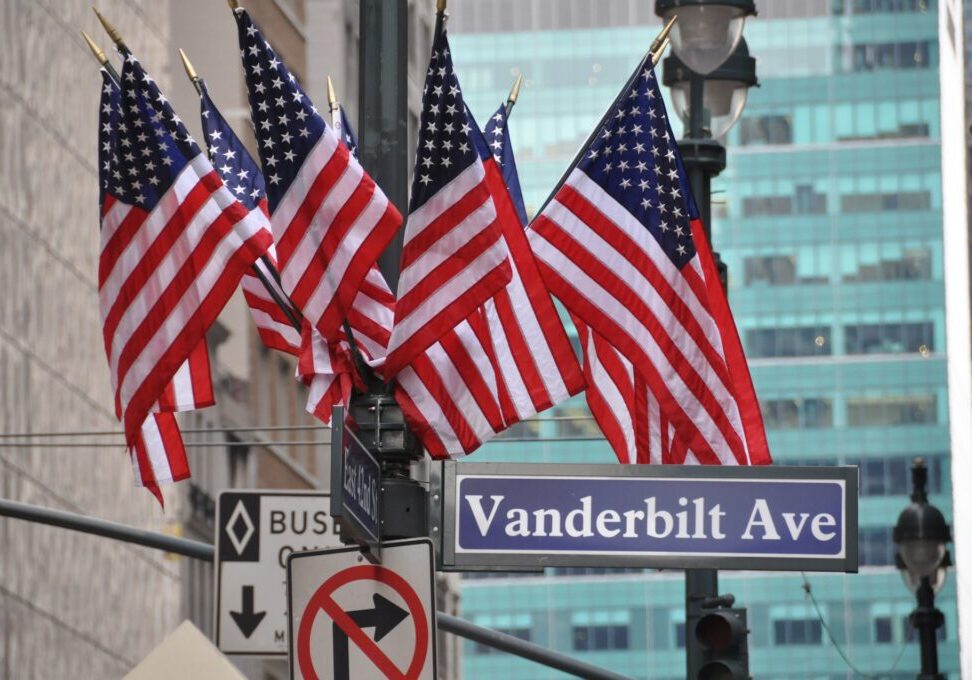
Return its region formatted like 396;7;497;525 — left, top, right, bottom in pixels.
354;0;427;539
912;577;946;680
0;497;628;679
358;0;409;294
680;71;728;680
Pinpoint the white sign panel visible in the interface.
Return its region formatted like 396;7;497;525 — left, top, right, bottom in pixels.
216;491;340;656
287;539;436;680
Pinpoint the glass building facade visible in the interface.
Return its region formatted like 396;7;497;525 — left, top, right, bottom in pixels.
449;0;960;677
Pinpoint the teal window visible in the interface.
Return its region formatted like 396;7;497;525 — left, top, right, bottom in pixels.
773;619;823;645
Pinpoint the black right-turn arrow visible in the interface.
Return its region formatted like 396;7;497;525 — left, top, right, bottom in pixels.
333;593;410;679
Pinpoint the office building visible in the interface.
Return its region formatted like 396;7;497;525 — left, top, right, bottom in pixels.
451;0;961;677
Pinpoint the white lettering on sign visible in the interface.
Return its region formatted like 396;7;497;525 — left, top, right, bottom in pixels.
463;494;833;543
343;455;380;522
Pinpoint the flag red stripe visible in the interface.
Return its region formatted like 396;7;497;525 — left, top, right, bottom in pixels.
120;230;268;443
384;260;510;377
438;327;505;432
400;180;490;270
532;216;746;463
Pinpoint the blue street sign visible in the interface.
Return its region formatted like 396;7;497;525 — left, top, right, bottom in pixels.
330;407;382;560
440;462;858;572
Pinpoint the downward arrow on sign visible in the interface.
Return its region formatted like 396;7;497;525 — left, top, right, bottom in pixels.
230;585;266;638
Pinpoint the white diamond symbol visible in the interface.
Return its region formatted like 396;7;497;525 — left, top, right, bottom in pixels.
226;500;255;555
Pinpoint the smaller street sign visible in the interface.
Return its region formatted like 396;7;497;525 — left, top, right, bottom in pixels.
287;538;437;680
441;462;858;572
215;491;340;656
330;408;382;560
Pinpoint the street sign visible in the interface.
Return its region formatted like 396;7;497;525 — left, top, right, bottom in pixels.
330;409;382;559
440;462;858;572
215;491;341;656
287;539;436;680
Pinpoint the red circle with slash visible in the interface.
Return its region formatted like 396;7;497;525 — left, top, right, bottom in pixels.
296;564;429;680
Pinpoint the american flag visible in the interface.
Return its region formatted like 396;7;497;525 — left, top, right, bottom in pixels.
483;104;528;226
382;23;511;377
97;57;272;499
470;103;585;427
197;81;302;357
530;62;770;466
235;9;400;344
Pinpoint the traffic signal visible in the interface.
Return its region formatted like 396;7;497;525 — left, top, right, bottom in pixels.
694;607;749;680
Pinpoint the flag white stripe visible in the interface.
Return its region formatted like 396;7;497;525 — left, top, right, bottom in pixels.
137;415;173;484
101;200;134;245
99;157;210;313
586;332;636;462
541;196;745;451
117;204;264;409
425;335;493;438
530;230;735;460
271;131;340;240
299;189;389;323
398;196;496;297
389;240;509;349
566;170;726;358
396;365;464;454
406;161;485;236
106;180;262;377
483;300;531;416
279;150;364;294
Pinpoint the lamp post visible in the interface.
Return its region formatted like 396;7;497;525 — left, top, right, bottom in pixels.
654;2;758;678
893;458;951;680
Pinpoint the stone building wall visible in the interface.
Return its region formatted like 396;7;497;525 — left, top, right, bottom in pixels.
0;1;185;678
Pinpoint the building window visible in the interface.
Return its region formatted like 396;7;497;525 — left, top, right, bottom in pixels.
841;191;931;212
571;610;631;652
846;395;937;426
744;255;797;285
674;623;686;649
843;248;932;282
860;527;895;566
842;41;933;72
773;619;823;645
853;456;943;496
739;115;793;145
761;398;833;429
573;624;630;651
742;195;792;216
844;322;934;355
746;327;831;358
874;617;893;643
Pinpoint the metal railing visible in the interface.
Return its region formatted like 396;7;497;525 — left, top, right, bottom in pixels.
0;496;632;680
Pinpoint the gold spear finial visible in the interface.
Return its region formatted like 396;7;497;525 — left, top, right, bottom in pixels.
507;73;524;107
179;49;199;83
80;30;108;66
436;0;447;14
227;0;240;10
327;76;338;113
649;15;677;57
651;36;670;66
92;7;127;50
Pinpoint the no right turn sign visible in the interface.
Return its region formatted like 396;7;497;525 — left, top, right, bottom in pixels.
287;539;437;680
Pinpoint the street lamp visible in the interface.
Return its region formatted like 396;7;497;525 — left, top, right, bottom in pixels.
893;458;951;680
655;0;756;75
655;4;758;679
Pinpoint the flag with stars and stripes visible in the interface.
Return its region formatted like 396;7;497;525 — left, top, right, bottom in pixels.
198;81;303;357
529;62;770;466
234;8;401;347
381;22;512;378
467;104;585;430
332;103;358;158
483;104;528;226
97;57;272;501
